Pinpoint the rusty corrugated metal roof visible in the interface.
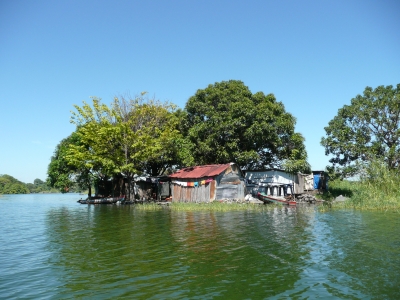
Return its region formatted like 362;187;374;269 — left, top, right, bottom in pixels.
169;163;232;179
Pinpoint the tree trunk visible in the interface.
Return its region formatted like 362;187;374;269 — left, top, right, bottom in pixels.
125;174;132;201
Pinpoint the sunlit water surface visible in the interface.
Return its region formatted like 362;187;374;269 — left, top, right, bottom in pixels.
0;194;399;299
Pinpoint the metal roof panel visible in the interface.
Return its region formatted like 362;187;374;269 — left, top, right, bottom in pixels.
169;163;231;179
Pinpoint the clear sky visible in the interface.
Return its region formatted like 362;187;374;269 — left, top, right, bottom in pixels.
1;0;399;184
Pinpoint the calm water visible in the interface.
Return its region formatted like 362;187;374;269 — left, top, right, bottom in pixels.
0;194;399;299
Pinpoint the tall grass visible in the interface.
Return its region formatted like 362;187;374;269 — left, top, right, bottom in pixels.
319;179;358;201
321;160;400;211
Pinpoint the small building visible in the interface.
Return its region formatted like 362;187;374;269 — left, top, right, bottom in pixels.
94;175;125;198
169;163;246;202
312;170;328;190
132;175;171;201
93;174;172;201
245;169;314;196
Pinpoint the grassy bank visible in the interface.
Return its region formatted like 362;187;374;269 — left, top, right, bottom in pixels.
134;201;283;212
320;165;400;211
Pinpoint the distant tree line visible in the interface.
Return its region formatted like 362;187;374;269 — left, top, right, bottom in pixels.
0;175;62;194
47;80;311;200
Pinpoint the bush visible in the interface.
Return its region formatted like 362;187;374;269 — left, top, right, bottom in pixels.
323;159;400;211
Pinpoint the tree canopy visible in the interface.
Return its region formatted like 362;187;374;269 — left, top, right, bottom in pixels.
184;80;310;173
47;82;312;198
47;131;92;195
321;84;400;177
66;95;192;199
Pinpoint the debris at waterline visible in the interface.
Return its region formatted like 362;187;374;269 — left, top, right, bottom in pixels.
333;195;348;202
296;193;318;204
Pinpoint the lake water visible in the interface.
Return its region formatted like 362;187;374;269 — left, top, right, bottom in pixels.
0;194;399;299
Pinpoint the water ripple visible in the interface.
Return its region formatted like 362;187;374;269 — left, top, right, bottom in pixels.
0;195;399;299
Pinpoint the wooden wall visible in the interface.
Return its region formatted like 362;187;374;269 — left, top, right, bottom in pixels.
171;181;212;202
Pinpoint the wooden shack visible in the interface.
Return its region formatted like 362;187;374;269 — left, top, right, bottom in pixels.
132;175;170;201
169;163;246;202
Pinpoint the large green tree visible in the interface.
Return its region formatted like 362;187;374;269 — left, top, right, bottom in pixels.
184;80;310;172
321;84;400;177
47;131;93;195
68;95;191;199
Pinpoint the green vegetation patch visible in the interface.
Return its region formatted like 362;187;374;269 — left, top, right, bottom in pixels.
319;162;400;212
134;201;282;212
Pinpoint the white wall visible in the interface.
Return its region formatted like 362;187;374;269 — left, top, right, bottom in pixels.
246;170;296;185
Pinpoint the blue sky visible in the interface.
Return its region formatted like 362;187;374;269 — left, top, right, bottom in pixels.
1;0;399;184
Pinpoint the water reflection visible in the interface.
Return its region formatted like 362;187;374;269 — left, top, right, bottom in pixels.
45;206;317;298
44;204;400;299
166;207;318;298
46;205;183;298
320;211;400;299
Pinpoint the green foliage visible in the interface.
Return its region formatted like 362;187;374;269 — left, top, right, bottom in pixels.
27;178;51;193
49;81;313;199
357;159;400;201
68;95;192;199
319;179;357;201
69;95;190;175
321;84;400;177
320;159;400;211
47;132;93;194
184;80;310;172
0;175;30;194
0;174;54;194
325;165;345;181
